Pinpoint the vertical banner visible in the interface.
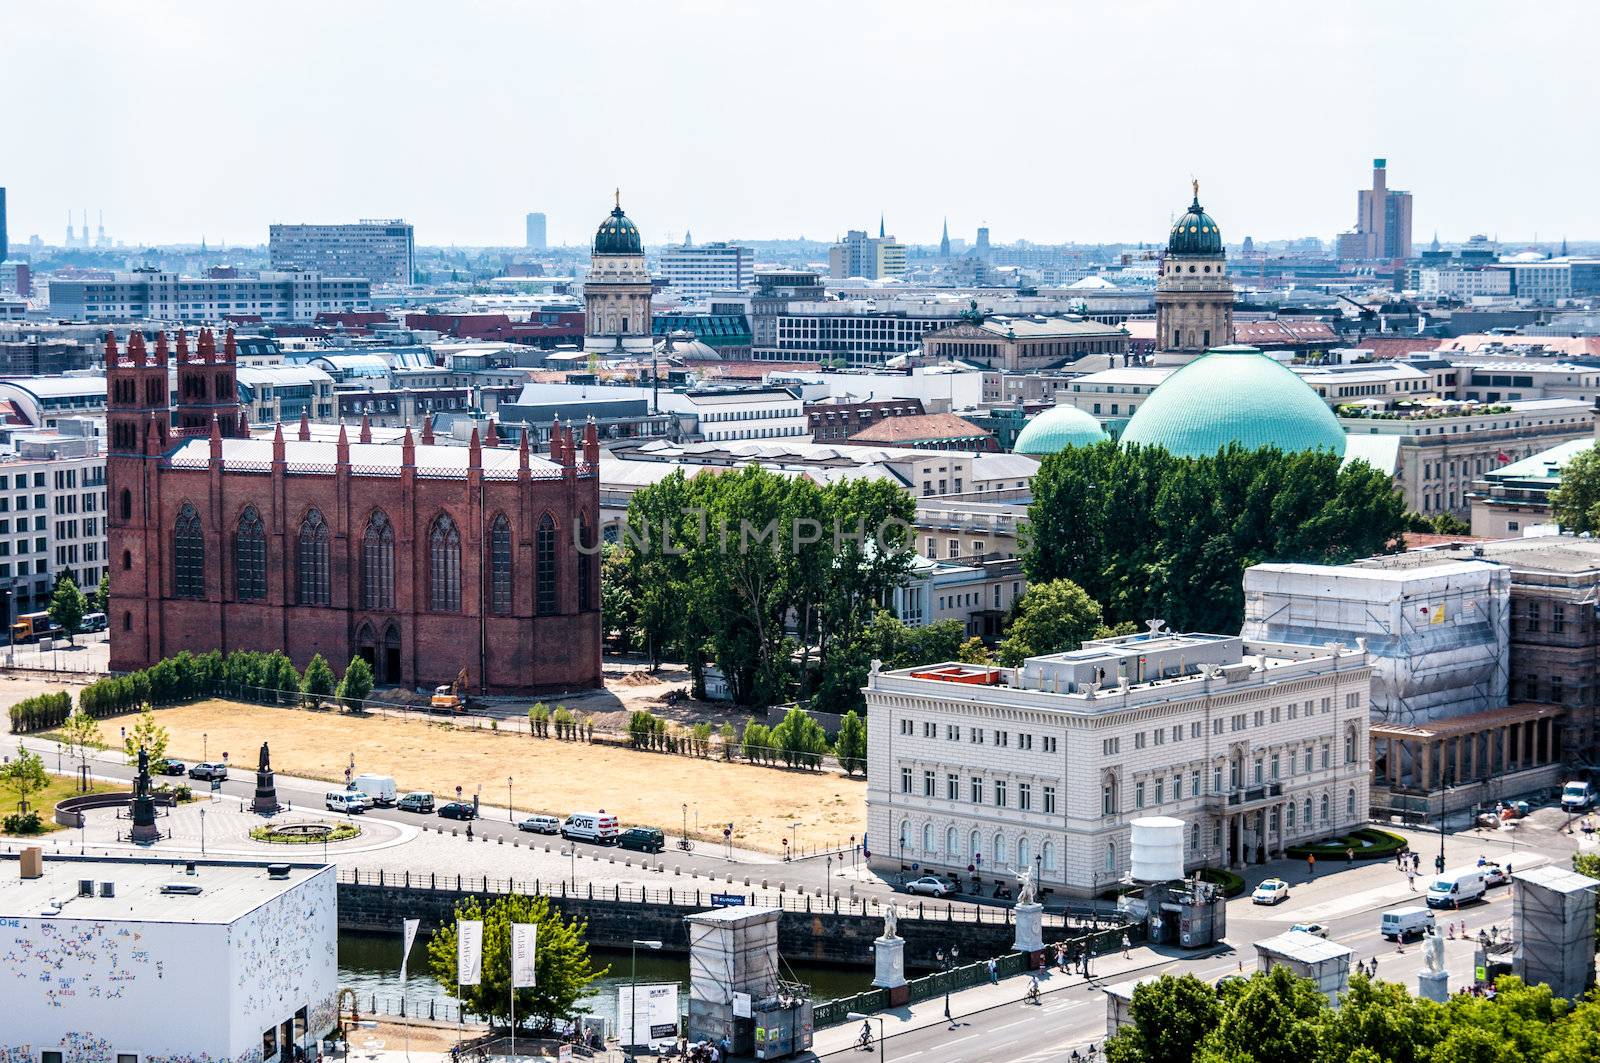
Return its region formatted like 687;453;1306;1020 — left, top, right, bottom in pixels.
400;918;420;983
457;919;484;986
511;924;538;988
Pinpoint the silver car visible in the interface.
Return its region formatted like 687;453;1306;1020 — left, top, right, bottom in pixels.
903;875;955;897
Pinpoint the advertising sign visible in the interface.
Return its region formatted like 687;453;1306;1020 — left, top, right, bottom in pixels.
511;923;537;988
457;919;483;986
710;893;746;907
617;983;679;1047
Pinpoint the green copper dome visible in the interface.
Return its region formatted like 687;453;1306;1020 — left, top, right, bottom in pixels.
1168;193;1223;256
594;204;642;255
1013;404;1109;455
1120;346;1346;459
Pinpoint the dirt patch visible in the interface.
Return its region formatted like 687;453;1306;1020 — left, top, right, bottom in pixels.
92;700;864;854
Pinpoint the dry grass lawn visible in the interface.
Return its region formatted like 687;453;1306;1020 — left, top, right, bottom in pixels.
95;700;865;854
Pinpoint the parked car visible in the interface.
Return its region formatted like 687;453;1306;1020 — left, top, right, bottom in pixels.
1427;867;1488;909
397;792;435;814
519;814;561;834
1481;861;1509;887
1290;923;1329;938
1561;780;1594;813
325;791;365;814
618;827;665;853
188;762;228;781
81;612;109;633
344;790;374;811
903;875;956;898
156;758;186;776
438;801;477;821
1251;878;1291;905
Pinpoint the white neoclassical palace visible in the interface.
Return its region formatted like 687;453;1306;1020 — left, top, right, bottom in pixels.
864;625;1372;898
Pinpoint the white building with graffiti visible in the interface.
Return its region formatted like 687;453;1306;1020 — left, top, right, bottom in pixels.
0;853;337;1063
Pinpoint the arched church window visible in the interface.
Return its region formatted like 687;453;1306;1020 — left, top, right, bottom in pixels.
536;513;557;616
429;514;461;612
296;508;330;606
236;506;267;601
363;511;394;610
490;514;513;615
173;503;204;598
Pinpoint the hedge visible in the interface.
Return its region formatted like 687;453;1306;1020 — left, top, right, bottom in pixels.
8;691;74;733
1286;827;1408;860
1198;866;1247;898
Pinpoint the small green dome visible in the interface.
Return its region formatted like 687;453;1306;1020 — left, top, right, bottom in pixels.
1120;345;1346;459
1013;404;1108;455
594;205;642;255
1168;195;1223;256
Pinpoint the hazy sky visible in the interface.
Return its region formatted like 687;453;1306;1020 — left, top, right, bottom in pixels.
7;1;1597;249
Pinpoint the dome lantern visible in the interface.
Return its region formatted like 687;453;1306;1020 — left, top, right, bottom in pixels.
594;189;643;255
1167;179;1223;257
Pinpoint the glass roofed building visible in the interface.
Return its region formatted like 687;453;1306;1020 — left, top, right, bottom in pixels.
1120;345;1347;458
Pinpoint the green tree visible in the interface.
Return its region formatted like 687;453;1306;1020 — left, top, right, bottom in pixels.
1195;965;1329;1063
0;744;48;813
1404;510;1472;537
426;892;608;1031
770;705;829;769
300;653;337;707
337;655;374;711
1105;973;1222;1063
1575;851;1600;943
530;703;551;739
835;709;867;775
1550;446;1600;534
997;578;1109;667
48;572;87;645
58;707;105;792
956;637;993;664
718;722;737;760
600;543;640;653
92;573;111;614
123;704;169;766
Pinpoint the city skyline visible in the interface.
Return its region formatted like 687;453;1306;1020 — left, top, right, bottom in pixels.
5;1;1598;248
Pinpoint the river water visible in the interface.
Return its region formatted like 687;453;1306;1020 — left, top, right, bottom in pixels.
337;929;871;1028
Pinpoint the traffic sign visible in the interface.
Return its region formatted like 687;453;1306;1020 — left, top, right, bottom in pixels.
723;827;732;839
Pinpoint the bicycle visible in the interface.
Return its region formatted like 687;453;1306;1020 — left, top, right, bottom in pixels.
856;1025;875;1051
677;837;695;852
1024;979;1042;1006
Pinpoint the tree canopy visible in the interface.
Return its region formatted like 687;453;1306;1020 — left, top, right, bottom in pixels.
997;578;1121;666
1549;446;1600;534
1023;441;1406;633
1106;969;1600;1063
48;573;86;644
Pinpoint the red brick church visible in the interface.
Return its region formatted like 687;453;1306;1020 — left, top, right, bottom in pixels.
106;328;602;693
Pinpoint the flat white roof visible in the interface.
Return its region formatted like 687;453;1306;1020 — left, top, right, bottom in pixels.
1255;929;1353;963
0;855;328;925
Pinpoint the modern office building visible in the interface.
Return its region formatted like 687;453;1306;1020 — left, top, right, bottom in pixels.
828;228;907;280
0;424;108;623
865;627;1373;895
1337;159;1413;262
0;853;338;1063
525;211;548;250
268;220;415;284
236;364;337;425
48;270;372;324
659;241;754;298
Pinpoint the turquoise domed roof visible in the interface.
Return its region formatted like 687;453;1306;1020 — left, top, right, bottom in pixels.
1120;346;1346;458
594;204;642;255
1168;191;1223;256
1013;404;1109;455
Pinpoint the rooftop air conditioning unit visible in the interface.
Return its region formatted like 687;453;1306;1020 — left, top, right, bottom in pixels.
78;879;94;898
160;883;204;896
98;882;115;898
267;864;291;880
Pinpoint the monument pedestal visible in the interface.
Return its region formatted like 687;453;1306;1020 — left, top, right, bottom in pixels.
872;935;908;1005
1013;902;1045;966
1418;969;1449;1002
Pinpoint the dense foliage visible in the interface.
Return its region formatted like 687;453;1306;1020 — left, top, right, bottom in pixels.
48;573;87;643
1023;441;1406;633
7;690;75;733
621;466;914;709
1106;969;1600;1063
426;892;607;1031
997;578;1125;666
1549;446;1600;534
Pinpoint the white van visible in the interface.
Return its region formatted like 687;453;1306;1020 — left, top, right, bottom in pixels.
325;791;366;814
1380;906;1435;941
561;811;620;844
352;774;398;807
1427;867;1488;908
1562;780;1595;812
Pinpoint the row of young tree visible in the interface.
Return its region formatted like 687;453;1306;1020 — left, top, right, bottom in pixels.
9;649;378;733
622;704;864;773
1105;967;1600;1063
1023;441;1408;633
603;466;916;711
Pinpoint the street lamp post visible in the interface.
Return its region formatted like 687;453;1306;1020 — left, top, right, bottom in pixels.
203;733;208;763
562;846;576;889
846;1012;886;1061
791;820;801;859
199;806;206;855
935;946;960;1029
627;939;663;1058
826;853;832;899
508;776;514;823
682;803;688;850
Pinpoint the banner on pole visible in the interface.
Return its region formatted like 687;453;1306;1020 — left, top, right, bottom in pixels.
457;919;484;986
512;923;538;988
400;918;421;983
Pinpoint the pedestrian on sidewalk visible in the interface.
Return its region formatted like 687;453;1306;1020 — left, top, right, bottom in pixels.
1307;853;1316;876
1346;847;1355;863
1407;870;1415;890
1121;933;1130;959
987;958;998;984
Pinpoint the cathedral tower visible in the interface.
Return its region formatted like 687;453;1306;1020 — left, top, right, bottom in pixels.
583;191;654;355
1154;182;1234;365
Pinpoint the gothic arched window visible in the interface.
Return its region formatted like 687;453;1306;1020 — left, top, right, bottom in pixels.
490;514;513;615
362;510;394;610
430;514;461;612
535;513;557;616
173;502;204;598
296;508;330;606
235;506;266;601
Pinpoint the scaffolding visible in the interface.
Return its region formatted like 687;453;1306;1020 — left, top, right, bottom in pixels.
1243;560;1509;729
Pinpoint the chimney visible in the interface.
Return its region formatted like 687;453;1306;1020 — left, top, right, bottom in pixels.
19;846;43;879
420;415;435;446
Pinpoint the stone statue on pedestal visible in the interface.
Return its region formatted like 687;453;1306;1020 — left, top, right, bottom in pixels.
1017;865;1036;906
882;902;898;939
1424;926;1445;974
130;746;160;843
251;741;280;814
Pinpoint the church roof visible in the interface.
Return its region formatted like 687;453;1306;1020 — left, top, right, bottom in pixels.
165;436;566;479
1012;404;1109;455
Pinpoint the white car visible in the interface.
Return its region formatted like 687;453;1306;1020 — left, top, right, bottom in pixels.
1252;878;1291;905
1481;862;1509;887
1290;922;1328;938
903;876;956;897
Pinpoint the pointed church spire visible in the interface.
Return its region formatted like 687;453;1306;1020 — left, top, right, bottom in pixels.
940;217;951;257
518;430;530;475
336;422;350;465
209;413;223;462
484;418;499;448
104;331;119;364
272;422;286;463
879;212;886;239
468;425;482;470
236;409;250;437
297;410;310;441
359;414;372;444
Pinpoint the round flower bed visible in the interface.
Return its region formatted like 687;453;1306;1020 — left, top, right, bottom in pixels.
1198;866;1247;898
1286;827;1407;860
250;821;361;845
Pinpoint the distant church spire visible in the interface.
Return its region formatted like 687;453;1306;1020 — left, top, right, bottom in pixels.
879;213;886;239
1560;235;1569;257
940;218;950;257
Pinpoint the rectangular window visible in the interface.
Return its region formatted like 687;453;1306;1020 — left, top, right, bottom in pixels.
1154;778;1164;804
1271;754;1281;780
923;770;935;797
1321;744;1331;769
1102;784;1115;815
1191;721;1202;738
1173;775;1183;800
1044;735;1057;753
1270;706;1281;723
947;773;959;800
971;728;984;744
1346;692;1361;709
1018;783;1031;811
1212;719;1223;735
946;724;959;740
901;768;911;793
971;777;983;803
1134;781;1145;808
1305;746;1314;771
900;719;913;735
994;781;1007;807
1043;786;1056;814
924;722;936;738
1322;698;1331;714
994;730;1007;747
1254;710;1264;727
1191;770;1201;796
1134;731;1146;750
1212;766;1223;793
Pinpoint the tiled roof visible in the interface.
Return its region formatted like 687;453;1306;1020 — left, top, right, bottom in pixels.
848;413;992;443
1231;320;1339;346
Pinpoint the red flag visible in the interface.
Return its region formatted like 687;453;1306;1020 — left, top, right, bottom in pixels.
1496;451;1511;463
